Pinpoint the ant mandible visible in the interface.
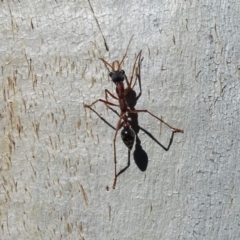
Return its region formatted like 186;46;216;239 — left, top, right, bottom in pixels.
84;36;183;189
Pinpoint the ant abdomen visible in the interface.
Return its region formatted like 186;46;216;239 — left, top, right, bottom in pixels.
121;127;135;150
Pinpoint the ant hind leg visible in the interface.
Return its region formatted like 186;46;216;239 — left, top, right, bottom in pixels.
131;109;184;133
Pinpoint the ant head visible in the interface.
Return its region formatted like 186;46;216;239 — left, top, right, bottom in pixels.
109;70;125;83
100;35;134;84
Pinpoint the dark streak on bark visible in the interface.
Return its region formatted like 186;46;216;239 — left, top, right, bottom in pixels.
87;0;109;51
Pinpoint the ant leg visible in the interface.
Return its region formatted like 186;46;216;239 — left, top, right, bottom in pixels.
130;109;184;133
118;35;134;68
100;58;124;73
125;51;142;94
84;99;119;109
112;117;123;189
105;89;119;102
100;35;134;71
129;51;142;88
100;58;114;72
116;149;131;177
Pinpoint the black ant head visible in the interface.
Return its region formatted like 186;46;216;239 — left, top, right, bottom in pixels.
121;127;135;150
109;70;125;83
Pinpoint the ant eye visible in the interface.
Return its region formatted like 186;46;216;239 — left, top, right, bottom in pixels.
121;70;125;75
109;72;113;77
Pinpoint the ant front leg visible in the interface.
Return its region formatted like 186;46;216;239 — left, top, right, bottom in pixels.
125;51;142;95
100;58;114;72
118;35;134;68
84;90;119;110
130;109;184;133
84;98;119;109
105;89;119;102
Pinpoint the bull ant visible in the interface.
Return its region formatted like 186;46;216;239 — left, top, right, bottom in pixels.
84;36;183;189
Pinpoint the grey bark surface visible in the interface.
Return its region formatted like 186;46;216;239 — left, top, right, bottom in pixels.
1;0;240;239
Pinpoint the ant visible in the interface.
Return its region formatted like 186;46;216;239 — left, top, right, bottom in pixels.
84;36;183;189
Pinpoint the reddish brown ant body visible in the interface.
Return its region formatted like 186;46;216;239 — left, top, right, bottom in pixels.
84;36;183;189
